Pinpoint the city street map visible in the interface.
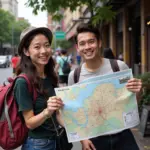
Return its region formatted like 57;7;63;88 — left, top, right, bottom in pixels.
55;69;140;142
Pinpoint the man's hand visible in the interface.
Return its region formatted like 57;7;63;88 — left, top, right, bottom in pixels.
126;78;142;93
81;140;96;150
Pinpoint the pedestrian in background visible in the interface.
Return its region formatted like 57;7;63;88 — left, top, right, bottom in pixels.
68;23;142;150
11;53;20;76
103;48;115;59
55;49;71;86
53;51;61;64
76;54;81;65
118;52;123;61
14;26;64;150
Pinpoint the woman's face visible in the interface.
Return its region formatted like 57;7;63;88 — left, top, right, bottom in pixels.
24;34;52;68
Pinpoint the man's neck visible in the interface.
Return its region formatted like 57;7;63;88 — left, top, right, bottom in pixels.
85;57;103;72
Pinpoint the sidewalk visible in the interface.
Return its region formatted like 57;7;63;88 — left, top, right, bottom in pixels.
132;127;150;150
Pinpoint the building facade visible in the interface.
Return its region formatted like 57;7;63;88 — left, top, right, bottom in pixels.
1;0;18;18
102;0;150;74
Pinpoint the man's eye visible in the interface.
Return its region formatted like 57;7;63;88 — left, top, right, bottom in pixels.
79;42;85;46
89;40;94;44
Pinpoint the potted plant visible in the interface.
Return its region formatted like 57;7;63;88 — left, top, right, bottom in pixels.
136;72;150;113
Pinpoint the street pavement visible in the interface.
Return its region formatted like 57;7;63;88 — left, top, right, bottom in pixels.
0;67;150;150
0;67;13;84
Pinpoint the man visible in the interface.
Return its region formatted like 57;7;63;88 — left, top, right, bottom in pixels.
11;53;20;76
68;23;142;150
56;49;71;86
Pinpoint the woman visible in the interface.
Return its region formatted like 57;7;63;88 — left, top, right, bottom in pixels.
14;26;64;150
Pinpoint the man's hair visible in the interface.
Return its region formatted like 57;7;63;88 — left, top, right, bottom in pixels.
14;53;18;57
75;23;101;43
61;50;67;55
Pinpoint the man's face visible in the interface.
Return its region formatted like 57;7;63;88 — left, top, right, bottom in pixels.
76;32;101;61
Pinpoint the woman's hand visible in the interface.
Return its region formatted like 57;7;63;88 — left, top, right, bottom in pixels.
46;96;64;116
126;78;142;93
81;140;96;150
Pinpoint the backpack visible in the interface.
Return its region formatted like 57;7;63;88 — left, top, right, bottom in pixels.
62;57;71;74
0;74;37;150
74;59;120;83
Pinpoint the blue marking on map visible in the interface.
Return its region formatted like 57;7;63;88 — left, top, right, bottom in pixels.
63;109;89;127
73;110;88;127
64;84;99;111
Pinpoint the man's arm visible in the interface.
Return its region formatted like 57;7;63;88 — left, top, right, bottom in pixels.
136;88;143;103
126;78;142;103
80;140;96;150
117;60;142;102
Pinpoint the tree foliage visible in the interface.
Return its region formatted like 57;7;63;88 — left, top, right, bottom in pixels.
26;0;116;25
12;20;30;46
0;9;30;53
0;9;15;43
56;40;72;50
51;38;72;50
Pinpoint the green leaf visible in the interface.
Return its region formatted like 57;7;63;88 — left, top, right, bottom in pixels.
26;0;116;27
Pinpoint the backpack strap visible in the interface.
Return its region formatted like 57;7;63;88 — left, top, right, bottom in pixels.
4;74;37;138
109;59;120;72
74;66;82;83
16;74;37;102
61;57;68;62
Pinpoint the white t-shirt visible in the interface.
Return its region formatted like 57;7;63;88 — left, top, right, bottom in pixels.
68;58;128;85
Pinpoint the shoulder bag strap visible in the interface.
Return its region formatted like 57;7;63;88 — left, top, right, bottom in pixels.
109;59;120;72
51;116;64;136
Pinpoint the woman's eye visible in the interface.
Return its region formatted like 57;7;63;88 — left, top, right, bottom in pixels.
35;46;40;49
45;44;50;48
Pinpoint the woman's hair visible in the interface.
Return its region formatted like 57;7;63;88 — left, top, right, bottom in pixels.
16;32;58;94
103;48;115;59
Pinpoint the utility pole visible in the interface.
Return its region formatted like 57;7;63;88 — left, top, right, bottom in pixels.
0;0;2;8
11;26;14;54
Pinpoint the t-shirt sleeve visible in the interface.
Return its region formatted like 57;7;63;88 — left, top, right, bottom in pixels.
117;60;129;70
56;57;61;64
14;78;33;112
68;70;75;86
